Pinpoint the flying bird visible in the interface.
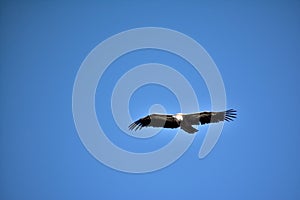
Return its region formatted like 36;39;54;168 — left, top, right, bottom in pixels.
129;109;237;134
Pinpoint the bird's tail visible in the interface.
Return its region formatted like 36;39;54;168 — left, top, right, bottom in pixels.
180;121;198;134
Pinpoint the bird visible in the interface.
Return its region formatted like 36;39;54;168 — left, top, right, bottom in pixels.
129;109;237;134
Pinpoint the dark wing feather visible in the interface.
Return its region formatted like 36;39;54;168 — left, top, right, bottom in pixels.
128;114;172;131
128;115;151;131
184;109;237;125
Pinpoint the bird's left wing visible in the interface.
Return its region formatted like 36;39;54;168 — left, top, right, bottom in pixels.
184;109;237;125
128;114;170;131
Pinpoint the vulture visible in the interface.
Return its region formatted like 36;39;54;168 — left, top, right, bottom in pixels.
129;109;237;134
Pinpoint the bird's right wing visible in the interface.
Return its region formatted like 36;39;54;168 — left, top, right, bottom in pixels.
184;109;237;125
128;114;170;131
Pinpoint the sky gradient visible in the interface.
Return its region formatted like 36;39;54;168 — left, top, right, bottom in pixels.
1;1;300;200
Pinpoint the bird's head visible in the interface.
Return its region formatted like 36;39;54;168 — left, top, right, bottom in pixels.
173;113;183;121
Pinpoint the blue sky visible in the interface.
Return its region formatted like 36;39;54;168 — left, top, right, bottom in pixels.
1;1;300;200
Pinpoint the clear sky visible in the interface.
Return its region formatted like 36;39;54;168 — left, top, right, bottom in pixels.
1;1;300;200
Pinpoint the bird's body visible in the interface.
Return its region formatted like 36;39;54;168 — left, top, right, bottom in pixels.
129;109;237;134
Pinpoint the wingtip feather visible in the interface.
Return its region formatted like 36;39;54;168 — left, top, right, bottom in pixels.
225;109;237;122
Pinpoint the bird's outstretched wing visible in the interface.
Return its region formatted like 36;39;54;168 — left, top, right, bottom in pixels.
184;109;237;125
129;114;172;131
